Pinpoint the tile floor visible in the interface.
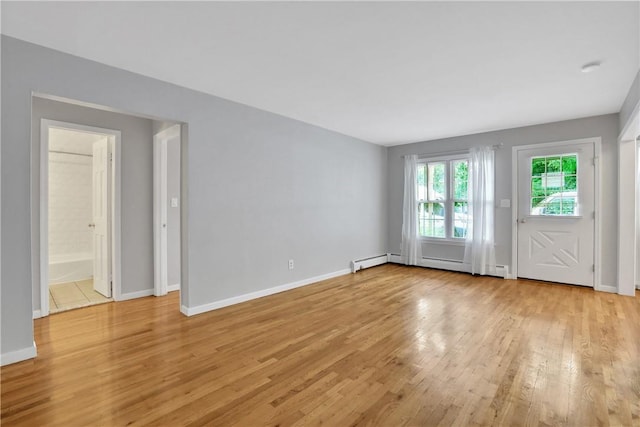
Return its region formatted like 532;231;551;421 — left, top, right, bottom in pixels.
49;279;113;313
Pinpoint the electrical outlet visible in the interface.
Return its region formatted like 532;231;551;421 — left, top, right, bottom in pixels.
288;259;294;270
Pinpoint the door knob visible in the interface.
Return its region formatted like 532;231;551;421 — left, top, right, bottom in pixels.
519;218;527;223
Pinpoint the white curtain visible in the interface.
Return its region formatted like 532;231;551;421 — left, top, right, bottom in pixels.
401;155;422;265
464;146;496;275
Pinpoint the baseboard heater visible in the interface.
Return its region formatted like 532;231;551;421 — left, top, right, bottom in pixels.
388;254;510;279
350;253;510;278
351;254;389;273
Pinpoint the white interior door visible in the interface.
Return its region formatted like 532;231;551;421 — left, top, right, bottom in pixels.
153;130;169;296
517;141;595;286
92;138;111;297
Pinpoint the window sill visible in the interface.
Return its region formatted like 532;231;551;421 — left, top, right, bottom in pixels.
419;237;466;246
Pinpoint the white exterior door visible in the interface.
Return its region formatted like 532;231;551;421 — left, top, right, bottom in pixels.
92;138;111;297
516;141;595;286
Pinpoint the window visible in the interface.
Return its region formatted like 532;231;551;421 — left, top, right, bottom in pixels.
417;157;469;239
530;153;578;216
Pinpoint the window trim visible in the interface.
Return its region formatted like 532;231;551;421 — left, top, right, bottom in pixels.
417;153;469;242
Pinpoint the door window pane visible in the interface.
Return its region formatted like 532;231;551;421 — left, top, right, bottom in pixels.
531;177;544;197
561;197;576;215
563;175;577;191
544;195;562;215
530;153;578;216
531;158;546;176
546;157;561;173
562;155;577;174
531;197;546;214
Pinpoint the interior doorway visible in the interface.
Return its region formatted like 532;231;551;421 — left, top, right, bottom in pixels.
153;124;182;296
40;119;121;315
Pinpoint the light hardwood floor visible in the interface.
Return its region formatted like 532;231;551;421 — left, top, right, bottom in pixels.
1;264;639;426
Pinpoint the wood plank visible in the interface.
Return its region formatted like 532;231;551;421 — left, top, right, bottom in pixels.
1;264;638;426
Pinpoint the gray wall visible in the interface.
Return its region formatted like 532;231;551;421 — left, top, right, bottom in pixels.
387;114;619;287
1;36;388;356
619;69;639;135
31;97;154;311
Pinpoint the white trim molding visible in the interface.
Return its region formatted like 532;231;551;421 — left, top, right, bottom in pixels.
37;119;122;316
117;289;154;301
617;106;639;297
153;124;181;297
598;285;619;294
618;138;636;296
1;341;37;366
168;284;180;292
181;269;351;316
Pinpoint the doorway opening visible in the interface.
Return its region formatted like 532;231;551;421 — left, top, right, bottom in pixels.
153;124;182;297
40;120;121;315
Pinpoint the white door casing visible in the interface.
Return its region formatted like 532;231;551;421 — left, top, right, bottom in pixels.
516;140;596;287
153;124;180;297
618;105;639;296
92;138;111;297
636;140;640;290
38;118;121;318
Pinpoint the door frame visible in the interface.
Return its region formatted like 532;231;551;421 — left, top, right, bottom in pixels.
153;124;180;297
39;119;122;317
618;105;639;296
637;138;640;291
511;137;602;290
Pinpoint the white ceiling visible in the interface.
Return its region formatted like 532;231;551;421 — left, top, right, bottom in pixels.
3;2;639;145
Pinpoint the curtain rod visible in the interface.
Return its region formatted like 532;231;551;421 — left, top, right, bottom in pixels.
49;150;92;158
406;143;503;159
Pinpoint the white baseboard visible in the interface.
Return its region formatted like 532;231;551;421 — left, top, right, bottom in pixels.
351;254;389;273
117;289;154;301
181;268;351;317
168;283;180;292
597;285;618;293
1;341;37;366
617;287;635;296
388;254;509;279
33;309;42;319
